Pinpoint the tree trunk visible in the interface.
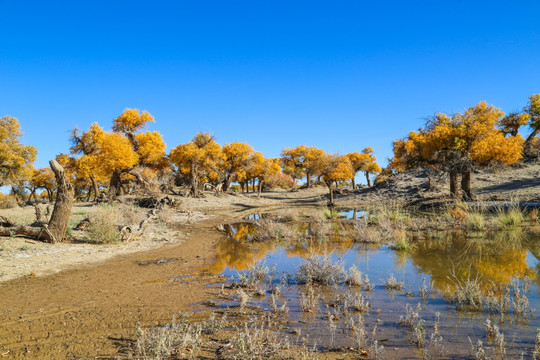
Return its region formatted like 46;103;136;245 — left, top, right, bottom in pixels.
365;172;372;187
47;159;75;243
329;187;334;205
257;180;264;198
108;170;122;201
352;177;356;190
524;127;540;157
46;189;53;203
190;161;199;197
90;175;100;202
85;184;92;202
449;170;459;198
306;171;311;188
461;170;472;201
223;177;231;193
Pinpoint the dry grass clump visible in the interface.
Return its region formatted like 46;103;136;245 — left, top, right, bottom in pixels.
323;207;340;219
87;205;122;244
351;222;381;243
135;312;227;359
345;290;370;313
135;313;202;360
384;273;404;290
529;208;539;222
345;266;374;291
299;285;320;313
496;205;525;229
254;219;297;241
296;256;346;285
220;318;290;360
237;261;271;288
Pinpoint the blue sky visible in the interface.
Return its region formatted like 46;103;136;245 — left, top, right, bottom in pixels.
1;1;539;177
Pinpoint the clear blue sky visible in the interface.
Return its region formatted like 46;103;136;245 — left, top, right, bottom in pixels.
1;1;539;174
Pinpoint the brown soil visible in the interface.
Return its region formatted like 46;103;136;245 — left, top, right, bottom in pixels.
0;215;233;359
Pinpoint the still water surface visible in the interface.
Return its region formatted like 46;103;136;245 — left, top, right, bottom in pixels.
204;214;540;358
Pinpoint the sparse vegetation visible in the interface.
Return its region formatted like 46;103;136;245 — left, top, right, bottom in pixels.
86;205;122;244
296;256;346;285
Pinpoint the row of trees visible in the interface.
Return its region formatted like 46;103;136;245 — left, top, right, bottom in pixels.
390;94;540;199
0;110;381;204
3;92;538;204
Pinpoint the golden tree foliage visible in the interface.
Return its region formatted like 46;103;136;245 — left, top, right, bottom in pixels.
134;131;167;170
499;112;530;137
347;147;381;187
524;93;540;155
72;123;139;181
169;132;223;196
222;141;254;190
0;116;37;186
280;145;325;186
112;108;155;134
319;154;353;203
391;101;524;198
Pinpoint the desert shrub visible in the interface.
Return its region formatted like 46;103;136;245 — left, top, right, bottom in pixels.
135;313;203;360
448;206;467;222
0;194;17;209
296;256;346;285
230;184;241;192
87;205;121;244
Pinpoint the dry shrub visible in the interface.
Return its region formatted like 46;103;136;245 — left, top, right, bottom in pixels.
87;205;122;244
255;220;296;241
449;207;467;222
529;208;539;222
0;194;17;209
134;313;221;360
296;256;346;285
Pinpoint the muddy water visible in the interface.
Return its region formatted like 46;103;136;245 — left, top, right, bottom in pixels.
204;221;540;358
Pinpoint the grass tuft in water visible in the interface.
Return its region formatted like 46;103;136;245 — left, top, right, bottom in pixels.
296;256;346;285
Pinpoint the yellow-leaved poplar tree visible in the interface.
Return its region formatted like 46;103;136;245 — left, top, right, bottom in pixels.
169;133;223;197
0;116;37;188
391;101;523;199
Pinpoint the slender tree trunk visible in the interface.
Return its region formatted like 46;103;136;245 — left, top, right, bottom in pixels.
449;170;459;198
108;170;122;201
47;189;53;203
306;171;311;188
190;161;199;197
365;172;372;187
329;187;334;205
47;160;74;243
524;127;540;156
352;177;356;190
257;179;264;198
85;184;92;202
461;170;472;201
90;175;99;202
